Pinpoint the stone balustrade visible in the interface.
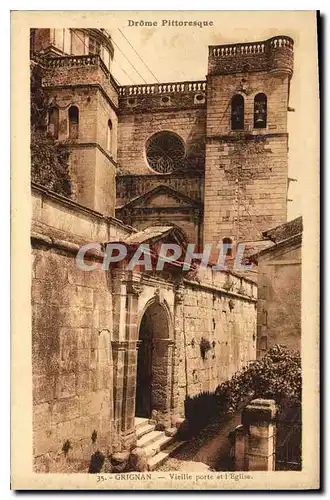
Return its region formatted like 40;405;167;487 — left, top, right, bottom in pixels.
269;36;294;49
42;54;110;78
210;36;293;58
119;80;206;96
209;35;294;76
211;42;266;58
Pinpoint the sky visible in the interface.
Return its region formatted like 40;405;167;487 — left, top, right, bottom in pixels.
105;11;319;222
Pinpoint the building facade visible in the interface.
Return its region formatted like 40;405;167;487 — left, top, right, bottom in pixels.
31;28;294;248
250;217;302;358
30;28;294;472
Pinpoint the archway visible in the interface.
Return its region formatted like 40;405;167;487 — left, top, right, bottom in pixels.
135;300;171;419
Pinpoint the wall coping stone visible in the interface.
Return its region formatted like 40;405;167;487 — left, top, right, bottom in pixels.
242;399;277;425
32;182;136;234
31;229;105;260
183;278;257;303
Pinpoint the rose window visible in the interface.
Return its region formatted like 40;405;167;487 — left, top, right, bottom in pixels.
146;132;185;173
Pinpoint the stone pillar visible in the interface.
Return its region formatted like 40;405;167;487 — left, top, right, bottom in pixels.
111;340;126;452
121;340;139;450
242;399;277;471
120;274;141;450
171;283;185;420
110;268;127;341
110;267;128;453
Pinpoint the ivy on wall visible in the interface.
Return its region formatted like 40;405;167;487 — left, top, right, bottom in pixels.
30;61;72;197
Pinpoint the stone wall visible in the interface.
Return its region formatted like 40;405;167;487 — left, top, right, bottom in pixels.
256;236;301;357
31;185;257;471
31;185;133;472
32;244;113;472
203;67;291;244
116;171;204;207
117;108;206;175
203;134;289;244
31;183;132;242
174;268;257;415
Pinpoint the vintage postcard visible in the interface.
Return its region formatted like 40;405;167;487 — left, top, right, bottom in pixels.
11;10;319;490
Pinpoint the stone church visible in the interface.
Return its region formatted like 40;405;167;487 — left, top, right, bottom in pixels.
30;28;294;472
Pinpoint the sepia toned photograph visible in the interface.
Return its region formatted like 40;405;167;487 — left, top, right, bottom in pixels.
11;10;319;490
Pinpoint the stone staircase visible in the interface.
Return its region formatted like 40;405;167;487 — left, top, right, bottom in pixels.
135;417;184;471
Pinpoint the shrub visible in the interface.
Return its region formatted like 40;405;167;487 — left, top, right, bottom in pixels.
184;344;301;434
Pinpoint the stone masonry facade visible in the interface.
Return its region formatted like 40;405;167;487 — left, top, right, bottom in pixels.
31;184;257;472
30;29;294;472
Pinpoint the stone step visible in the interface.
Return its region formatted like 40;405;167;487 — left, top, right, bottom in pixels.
136;429;164;449
136;421;156;439
143;434;174;459
147;440;185;471
135;417;149;430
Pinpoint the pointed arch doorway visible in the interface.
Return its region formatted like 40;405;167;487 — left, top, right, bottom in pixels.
135;300;172;420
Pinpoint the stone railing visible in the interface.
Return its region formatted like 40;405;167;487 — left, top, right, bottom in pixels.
210;36;294;58
211;41;266;58
119;80;206;96
210;36;294;57
269;35;294;49
42;54;110;78
209;35;294;76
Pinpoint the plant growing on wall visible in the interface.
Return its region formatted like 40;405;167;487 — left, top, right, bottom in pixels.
228;299;235;311
223;278;234;291
62;439;72;456
30;61;72;197
200;337;211;360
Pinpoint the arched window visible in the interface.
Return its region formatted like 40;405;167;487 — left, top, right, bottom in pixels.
107;119;112;153
68;106;79;139
254;93;267;129
222;237;233;257
48;106;59;139
231;94;244;130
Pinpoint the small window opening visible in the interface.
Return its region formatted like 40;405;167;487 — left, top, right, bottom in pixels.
231;94;244;130
68;106;79;139
107;119;112;153
254;93;267;129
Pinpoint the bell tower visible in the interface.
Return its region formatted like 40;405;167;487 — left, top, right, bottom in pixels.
32;28;119;216
203;36;294;246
